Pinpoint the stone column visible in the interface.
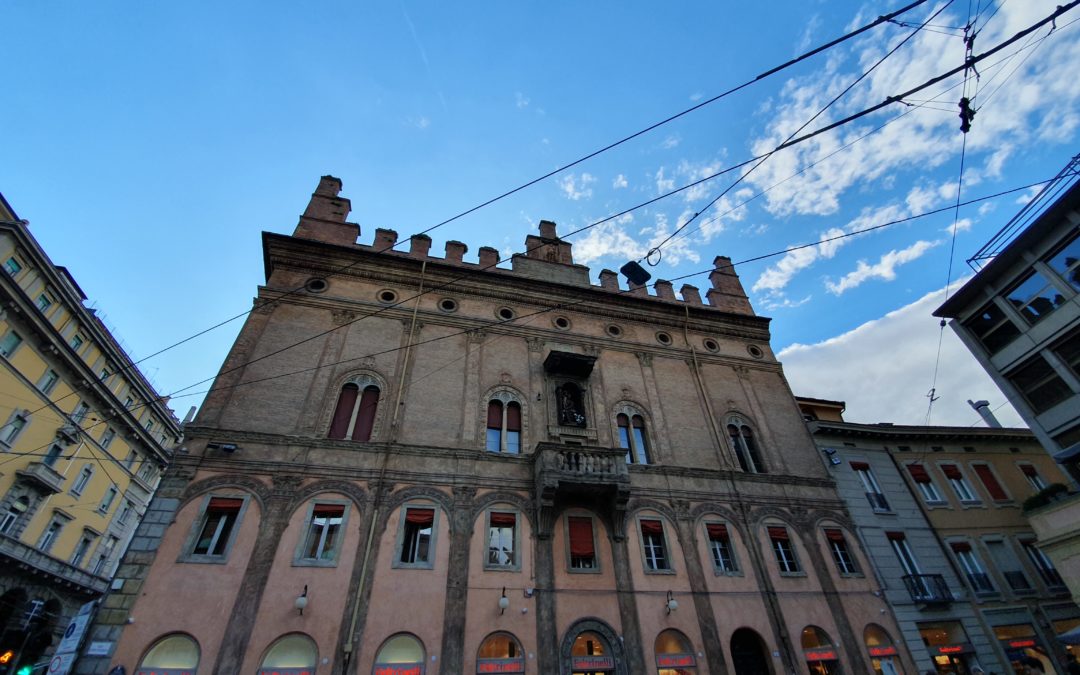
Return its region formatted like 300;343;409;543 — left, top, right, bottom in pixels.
533;508;558;675
794;525;865;673
609;535;646;674
439;486;477;672
738;505;799;675
672;503;728;674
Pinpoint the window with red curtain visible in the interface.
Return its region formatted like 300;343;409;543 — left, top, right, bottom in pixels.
353;386;380;442
824;528;845;542
706;523;728;539
486;400;504;452
941;464;962;480
400;507;435;565
639;519;669;570
506;402;522;454
767;526;789;540
706;522;736;572
568;516;596;569
907;464;931;483
972;465;1009;501
328;383;359;439
488;512;517;567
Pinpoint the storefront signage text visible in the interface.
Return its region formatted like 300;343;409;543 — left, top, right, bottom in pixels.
373;665;424;675
476;658;525;673
868;646;897;657
1008;639;1037;649
656;654;696;668
804;650;838;661
571;656;614;670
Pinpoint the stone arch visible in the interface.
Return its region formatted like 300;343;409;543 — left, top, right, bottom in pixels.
624;498;679;540
286;479;368;517
480;385;530;450
559;617;628;675
611;400;658;464
471;491;535;530
723;410;767;473
322;369;390;440
179;474;270;511
690;502;747;540
747;506;800;530
805;509;855;532
377;485;453;534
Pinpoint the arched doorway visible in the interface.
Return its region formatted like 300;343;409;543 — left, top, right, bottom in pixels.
801;626;841;675
373;633;425;675
864;624;902;675
560;619;627;675
655;629;697;673
258;633;317;675
477;631;525;673
730;628;772;675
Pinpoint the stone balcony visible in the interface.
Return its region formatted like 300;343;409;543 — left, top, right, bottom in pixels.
0;534;108;595
533;442;630;537
16;461;65;494
1026;491;1080;605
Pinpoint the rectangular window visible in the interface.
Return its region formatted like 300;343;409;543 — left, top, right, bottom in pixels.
964;302;1021;355
985;539;1032;592
0;330;23;358
124;397;134;409
487;511;517;568
769;526;800;574
398;507;435;566
1054;327;1080;380
71;531;97;567
639;519;670;572
117;500;134;526
824;528;859;575
941;464;979;503
972;464;1010;502
906;463;944;504
42;444;62;467
568;515;597;570
4;257;22;276
1;414;27;446
69;335;84;352
123;450;137;469
851;462;890;511
1019;464;1048;491
1008;355;1073;414
191;497;243;557
93;535;119;575
36;293;53;312
70;465;93;496
300;504;346;563
38;514;69;553
144;419;154;432
887;532;921;575
100;428;115;450
71;402;91;424
1005;270;1067;325
951;542;995;593
1021;539;1064;587
1046;230;1080;290
706;523;737;573
99;486;118;513
37;369;60;394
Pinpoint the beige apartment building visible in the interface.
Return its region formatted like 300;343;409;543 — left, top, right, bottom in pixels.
77;176;900;675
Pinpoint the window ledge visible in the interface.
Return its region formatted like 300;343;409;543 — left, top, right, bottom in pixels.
713;569;742;577
391;562;435;570
177;554;229;565
292;558;339;568
871;509;897;516
645;568;676;575
959;500;984;509
839;572;865;579
779;571;807;578
483;564;521;573
568;567;602;575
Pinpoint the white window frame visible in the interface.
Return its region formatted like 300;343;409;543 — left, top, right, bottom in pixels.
72;402;91;424
484;508;521;571
705;521;739;575
38;513;70;553
4;256;22;276
888;534;921;576
37;369;60;394
393;503;439;570
824;529;860;576
70;464;93;496
768;526;801;575
0;410;29;447
70;530;97;567
941;464;980;503
294;500;350;567
638;516;673;573
181;494;249;563
36;293;53;312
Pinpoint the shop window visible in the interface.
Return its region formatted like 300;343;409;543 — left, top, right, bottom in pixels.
971;464;1010;502
824;528;860;575
258;633;317;675
1019;464;1048;491
373;633;425;675
655;629;697;673
570;631;614;673
1020;539;1064;588
906;463;945;504
940;464;979;504
296;503;347;565
477;632;524;674
863;624;900;675
486;510;518;569
567;515;598;571
705;522;738;574
727;419;765;473
768;526;800;574
851;461;890;511
994;624;1056;674
800;626;840;675
328;381;380;442
185;496;245;561
639;518;671;572
963;301;1021;354
616;410;651;465
396;506;436;569
1007;355;1073;414
950;541;995;594
136;633;200;675
486;398;522;454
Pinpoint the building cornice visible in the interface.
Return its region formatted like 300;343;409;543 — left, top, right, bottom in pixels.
807;419;1037;443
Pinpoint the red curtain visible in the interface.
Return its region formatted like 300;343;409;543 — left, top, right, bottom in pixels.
885;531;905;541
405;508;434;526
1021;464;1038;477
568;517;595;557
706;523;728;539
767;526;788;540
950;541;971;553
824;528;845;542
328;384;359;439
632;415;645;429
487;400;503;429
208;497;243;511
314;504;344;518
352;386;380;442
849;461;870;471
941;464;962;479
639;519;663;536
506;403;522;431
489;512;516;527
973;465;1008;500
907;464;931;483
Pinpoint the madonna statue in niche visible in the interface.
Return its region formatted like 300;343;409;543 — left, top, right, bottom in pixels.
556;382;587;427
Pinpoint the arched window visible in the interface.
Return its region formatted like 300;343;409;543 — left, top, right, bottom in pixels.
136;633;200;674
477;632;525;673
258;633;317;675
727;418;765;473
655;629;697;673
328;380;380;442
373;633;425;674
864;624;900;675
801;626;840;675
486;396;522;454
616;411;651;465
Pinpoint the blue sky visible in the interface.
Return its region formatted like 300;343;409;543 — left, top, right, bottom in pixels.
3;1;1078;427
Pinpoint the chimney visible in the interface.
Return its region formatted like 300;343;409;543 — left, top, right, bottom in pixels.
445;240;468;263
373;228;398;251
409;234;431;259
539;220;558;239
680;284;702;305
654;279;676;300
293;175;360;246
478;246;499;268
706;255;754;314
598;269;619;291
968;400;1003;428
628;280;647;297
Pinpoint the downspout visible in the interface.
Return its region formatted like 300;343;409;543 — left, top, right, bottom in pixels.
342;261;426;668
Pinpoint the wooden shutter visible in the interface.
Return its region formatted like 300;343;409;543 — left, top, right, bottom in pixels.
328;384;358;439
487;400;504;430
639;519;663;536
506;402;522;431
352;385;380;442
568;517;595;557
489;512;516;527
208;497;243;511
885;531;905;541
973;465;1008;500
941;464;962;480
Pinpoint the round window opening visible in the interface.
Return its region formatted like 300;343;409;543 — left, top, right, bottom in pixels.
606;324;623;338
378;290;398;304
439;298;459;313
703;338;720;353
747;344;764;359
305;278;329;293
554;316;571;330
497;307;515;321
656;331;673;346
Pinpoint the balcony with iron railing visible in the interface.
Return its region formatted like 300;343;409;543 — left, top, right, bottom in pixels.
534;443;631;531
865;491;891;512
902;574;954;606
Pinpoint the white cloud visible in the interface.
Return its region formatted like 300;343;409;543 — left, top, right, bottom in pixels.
557;173;596;201
778;283;1025;427
515;92;530;109
613;174;628;189
661;135;681;149
690;92;704;102
942;217;973;235
826;239;941;294
407;116;431;130
655;167;675;194
573;214;640;264
978;201;997;216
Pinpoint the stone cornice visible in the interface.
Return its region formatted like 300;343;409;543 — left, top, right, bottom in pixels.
808;419;1038;443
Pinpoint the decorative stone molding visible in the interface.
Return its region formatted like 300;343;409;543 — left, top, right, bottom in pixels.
331;309;358;325
179;474;271;511
525;336;543;353
558;618;629;675
635;352;653;367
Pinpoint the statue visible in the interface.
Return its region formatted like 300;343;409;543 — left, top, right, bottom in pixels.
556;383;586;427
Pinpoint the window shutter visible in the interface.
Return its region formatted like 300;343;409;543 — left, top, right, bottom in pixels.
487;400;504;429
767;526;789;540
885;531;905;541
824;528;845;543
568;517;595;557
208;497;243;511
706;523;728;539
941;464;962;480
329;384;359;439
950;541;972;553
617;413;630;429
632;415;645;429
639;519;663;536
907;464;931;483
404;508;435;526
506;402;522;431
849;461;870;471
313;504;344;518
973;465;1008;500
489;511;516;527
352;386;380;442
1020;464;1038;477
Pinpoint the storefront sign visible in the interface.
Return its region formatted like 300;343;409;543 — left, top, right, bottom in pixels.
656;653;696;668
257;670;313;675
804;650;838;661
868;646;897;657
1007;639;1037;649
373;664;424;675
571;655;614;670
476;658;525;673
934;643;972;655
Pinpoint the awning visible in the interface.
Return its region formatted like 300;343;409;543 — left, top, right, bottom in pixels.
1054;441;1080;463
1056;624;1080;645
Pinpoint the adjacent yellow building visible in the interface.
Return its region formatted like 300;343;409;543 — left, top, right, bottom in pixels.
0;192;182;670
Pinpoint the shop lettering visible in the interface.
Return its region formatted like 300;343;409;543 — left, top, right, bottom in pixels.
476;659;525;673
256;671;313;675
868;647;897;657
656;654;696;667
1008;639;1036;649
571;656;614;670
373;665;423;675
804;650;837;661
938;646;964;654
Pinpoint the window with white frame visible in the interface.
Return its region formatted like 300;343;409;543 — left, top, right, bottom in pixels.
396;505;436;568
187;496;244;559
706;522;738;574
0;330;23;358
486;510;518;569
99;486;118;513
906;463;945;504
69;334;84;352
37;369;60;394
940;464;979;503
851;461;890;511
639;518;671;572
886;532;921;575
985;539;1032;592
727;417;765;473
117;500;134;526
70;464;93;496
38;512;70;553
71;530;97;567
72;402;91;424
486;394;523;454
100;427;115;450
93;535;119;575
824;528;860;575
950;542;995;593
1019;464;1048;492
1021;539;1064;587
297;502;347;564
768;526;800;574
0;411;28;446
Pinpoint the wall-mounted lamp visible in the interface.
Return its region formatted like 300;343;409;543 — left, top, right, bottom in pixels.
823;447;837;455
666;590;678;615
295;585;308;615
498;587;509;615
